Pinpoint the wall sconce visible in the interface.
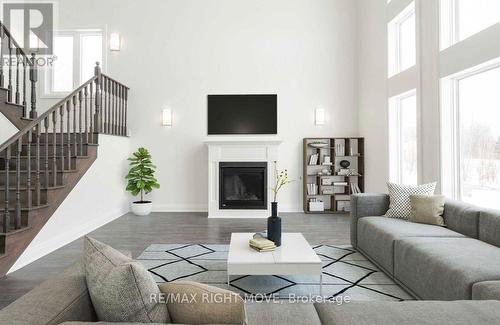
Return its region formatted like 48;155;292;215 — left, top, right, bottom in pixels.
315;108;325;125
110;33;121;51
162;108;172;126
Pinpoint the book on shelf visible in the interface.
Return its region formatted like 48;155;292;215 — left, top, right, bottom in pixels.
333;182;348;186
350;183;363;194
307;183;318;195
309;153;319;165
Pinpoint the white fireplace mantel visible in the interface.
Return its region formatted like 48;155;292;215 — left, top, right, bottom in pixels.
205;139;282;218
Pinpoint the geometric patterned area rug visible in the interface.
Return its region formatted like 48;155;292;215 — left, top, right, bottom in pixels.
137;244;413;301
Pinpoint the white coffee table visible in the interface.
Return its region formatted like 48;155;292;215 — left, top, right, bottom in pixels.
227;233;323;295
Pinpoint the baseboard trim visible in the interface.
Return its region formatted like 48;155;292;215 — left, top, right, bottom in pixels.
8;208;128;274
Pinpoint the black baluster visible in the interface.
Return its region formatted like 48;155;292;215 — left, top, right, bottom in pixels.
35;124;41;206
84;86;89;145
78;90;83;156
52;111;57;186
26;131;32;209
59;105;65;171
89;82;94;143
22;58;27;116
15;139;21;229
7;37;12;102
29;53;37;118
15;48;20;104
124;88;128;136
118;85;122;135
72;96;77;156
94;62;102;133
0;24;4;88
3;148;10;233
107;79;111;133
66;101;71;168
44;117;49;189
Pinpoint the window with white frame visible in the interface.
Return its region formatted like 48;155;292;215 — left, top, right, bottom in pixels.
44;30;103;97
440;0;500;50
441;61;500;209
388;2;416;77
389;90;418;185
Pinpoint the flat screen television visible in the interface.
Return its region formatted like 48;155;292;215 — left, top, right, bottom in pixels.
207;94;277;135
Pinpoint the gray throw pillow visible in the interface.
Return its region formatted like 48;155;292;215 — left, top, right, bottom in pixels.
84;237;170;323
385;182;436;219
409;194;446;226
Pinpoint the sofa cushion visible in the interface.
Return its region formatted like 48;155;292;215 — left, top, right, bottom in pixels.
314;300;500;325
409;194;445;226
246;302;321;325
394;237;500;300
385;182;436;219
473;281;500;300
479;209;500;248
357;217;464;275
84;237;170;323
443;199;480;238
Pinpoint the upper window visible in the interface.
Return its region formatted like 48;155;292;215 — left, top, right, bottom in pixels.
44;30;103;97
441;62;500;209
440;0;500;50
388;2;416;77
389;90;418;185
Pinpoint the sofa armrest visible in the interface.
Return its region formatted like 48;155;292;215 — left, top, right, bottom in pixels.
473;281;500;300
0;261;96;325
350;193;390;248
158;281;247;324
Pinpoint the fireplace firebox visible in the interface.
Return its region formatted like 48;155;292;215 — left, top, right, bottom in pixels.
219;162;267;210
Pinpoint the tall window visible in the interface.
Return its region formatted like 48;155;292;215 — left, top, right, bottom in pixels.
388;2;416;77
441;62;500;209
44;30;103;97
440;0;500;50
389;90;418;185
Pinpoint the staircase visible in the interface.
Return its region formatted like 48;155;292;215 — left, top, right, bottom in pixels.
0;23;130;277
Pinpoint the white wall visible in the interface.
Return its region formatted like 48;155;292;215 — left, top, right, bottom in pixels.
0;114;18;144
356;0;389;192
9;135;131;273
44;0;359;212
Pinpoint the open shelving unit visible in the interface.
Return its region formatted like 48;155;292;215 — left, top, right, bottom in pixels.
303;137;365;214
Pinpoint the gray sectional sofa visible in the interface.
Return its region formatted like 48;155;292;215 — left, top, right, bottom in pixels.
351;193;500;301
2;193;500;325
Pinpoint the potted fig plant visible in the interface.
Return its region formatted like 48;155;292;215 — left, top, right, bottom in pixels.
126;147;160;216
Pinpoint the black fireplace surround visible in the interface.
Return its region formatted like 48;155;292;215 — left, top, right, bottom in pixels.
219;162;267;210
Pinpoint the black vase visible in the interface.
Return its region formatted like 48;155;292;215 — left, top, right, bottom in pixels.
267;202;282;247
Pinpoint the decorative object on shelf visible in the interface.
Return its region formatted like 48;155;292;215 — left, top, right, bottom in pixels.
338;168;350;176
268;162;297;247
322;156;332;166
322;188;334;195
321;178;334;186
335;142;345;156
309;141;329;148
339;160;351;168
126;147;160;216
321;168;331;176
309;198;325;211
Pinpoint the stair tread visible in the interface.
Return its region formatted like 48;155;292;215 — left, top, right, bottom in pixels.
0;169;78;173
4;101;25;108
0;226;32;237
3;204;49;212
3;155;89;159
0;185;65;191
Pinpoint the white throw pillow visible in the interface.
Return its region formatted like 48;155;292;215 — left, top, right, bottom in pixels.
385;182;437;219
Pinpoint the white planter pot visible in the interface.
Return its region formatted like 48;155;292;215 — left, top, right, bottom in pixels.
131;201;153;216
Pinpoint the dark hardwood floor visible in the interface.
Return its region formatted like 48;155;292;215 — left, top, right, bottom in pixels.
0;212;350;309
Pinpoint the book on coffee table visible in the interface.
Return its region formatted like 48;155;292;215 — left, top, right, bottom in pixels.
249;237;276;252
